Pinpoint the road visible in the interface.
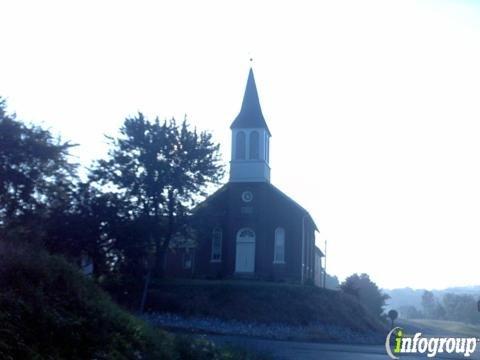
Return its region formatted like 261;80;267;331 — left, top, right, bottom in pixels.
208;334;480;360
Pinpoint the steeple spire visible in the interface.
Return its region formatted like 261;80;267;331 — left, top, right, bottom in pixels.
230;68;271;135
229;68;271;183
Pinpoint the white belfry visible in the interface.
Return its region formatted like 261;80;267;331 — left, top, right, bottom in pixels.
229;68;271;183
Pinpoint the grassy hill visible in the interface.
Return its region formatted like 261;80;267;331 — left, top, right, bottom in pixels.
145;279;387;334
0;243;268;360
399;318;480;338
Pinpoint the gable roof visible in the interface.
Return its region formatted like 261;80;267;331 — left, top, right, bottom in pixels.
230;68;271;136
193;182;318;232
191;183;229;214
315;246;325;257
268;183;319;232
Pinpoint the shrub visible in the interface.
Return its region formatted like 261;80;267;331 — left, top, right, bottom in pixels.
0;242;270;359
0;241;174;359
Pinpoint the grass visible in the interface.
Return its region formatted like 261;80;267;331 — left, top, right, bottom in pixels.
400;318;480;338
145;278;387;334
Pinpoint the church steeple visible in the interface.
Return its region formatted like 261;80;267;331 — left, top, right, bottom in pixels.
231;68;271;135
230;68;271;183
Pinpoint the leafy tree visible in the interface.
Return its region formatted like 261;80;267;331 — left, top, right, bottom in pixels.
340;273;390;318
325;273;340;289
43;183;129;276
0;98;77;240
91;113;224;276
398;305;423;319
442;293;480;324
433;302;446;320
421;290;436;318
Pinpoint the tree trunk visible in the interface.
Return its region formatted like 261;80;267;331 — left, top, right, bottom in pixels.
155;247;168;277
139;267;151;313
154;190;175;277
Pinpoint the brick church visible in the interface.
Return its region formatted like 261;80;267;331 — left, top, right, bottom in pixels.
167;68;324;285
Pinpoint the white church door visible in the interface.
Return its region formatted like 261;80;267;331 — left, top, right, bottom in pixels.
235;228;255;273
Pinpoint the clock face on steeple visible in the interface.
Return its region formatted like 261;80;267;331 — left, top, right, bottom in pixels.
241;191;253;203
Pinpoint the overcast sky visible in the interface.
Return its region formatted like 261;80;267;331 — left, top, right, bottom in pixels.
2;0;480;290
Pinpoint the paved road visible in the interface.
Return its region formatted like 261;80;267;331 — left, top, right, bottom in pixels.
209;334;480;360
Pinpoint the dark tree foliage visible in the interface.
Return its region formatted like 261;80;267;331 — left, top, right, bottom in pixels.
91;113;224;275
0;98;77;240
43;183;129;276
0;100;224;307
340;273;390;318
0;241;178;360
441;293;479;324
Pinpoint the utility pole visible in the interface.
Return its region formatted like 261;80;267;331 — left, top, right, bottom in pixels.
323;239;327;289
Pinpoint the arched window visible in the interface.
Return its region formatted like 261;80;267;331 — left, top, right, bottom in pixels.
236;131;246;160
211;227;222;262
249;131;259;159
273;227;285;263
237;228;255;242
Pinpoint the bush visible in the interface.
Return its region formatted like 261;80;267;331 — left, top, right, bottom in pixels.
340;273;389;319
0;242;170;359
0;242;267;360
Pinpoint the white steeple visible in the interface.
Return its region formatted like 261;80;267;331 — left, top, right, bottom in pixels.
230;68;271;183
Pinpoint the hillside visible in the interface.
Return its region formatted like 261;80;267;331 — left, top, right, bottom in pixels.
400;319;480;338
144;279;387;338
0;243;268;360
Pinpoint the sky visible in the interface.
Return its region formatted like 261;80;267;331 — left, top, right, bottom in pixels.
1;0;480;290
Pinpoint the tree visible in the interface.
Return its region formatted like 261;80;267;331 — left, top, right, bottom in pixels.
442;293;480;324
42;183;129;277
91;113;224;276
0;98;77;240
421;290;436;318
325;273;340;289
398;305;423;319
340;273;390;318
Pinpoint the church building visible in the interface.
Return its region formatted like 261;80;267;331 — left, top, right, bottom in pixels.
167;68;323;285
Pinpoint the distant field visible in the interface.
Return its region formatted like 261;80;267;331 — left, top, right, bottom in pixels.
400;318;480;337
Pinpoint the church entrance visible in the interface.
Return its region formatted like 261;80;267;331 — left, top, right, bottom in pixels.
235;228;255;273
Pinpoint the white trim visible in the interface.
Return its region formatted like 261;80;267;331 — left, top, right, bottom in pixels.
249;130;260;160
230;128;271;183
234;131;246;160
235;228;256;273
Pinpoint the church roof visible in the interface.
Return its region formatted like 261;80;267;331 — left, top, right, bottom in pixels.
269;184;319;232
315;246;324;257
193;182;318;232
230;68;271;136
